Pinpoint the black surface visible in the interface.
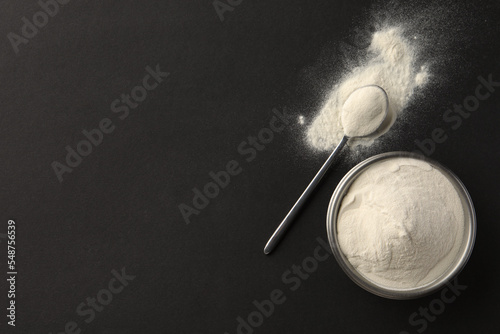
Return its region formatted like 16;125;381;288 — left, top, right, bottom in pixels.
1;0;500;333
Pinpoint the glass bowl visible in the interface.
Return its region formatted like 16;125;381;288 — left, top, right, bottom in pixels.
326;151;476;299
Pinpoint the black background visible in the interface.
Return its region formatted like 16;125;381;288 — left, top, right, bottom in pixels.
1;0;499;333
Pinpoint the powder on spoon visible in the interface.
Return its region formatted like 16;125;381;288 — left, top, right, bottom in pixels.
337;157;465;288
340;86;387;138
307;27;429;150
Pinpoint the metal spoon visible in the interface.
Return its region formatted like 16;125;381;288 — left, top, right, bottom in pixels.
263;85;389;255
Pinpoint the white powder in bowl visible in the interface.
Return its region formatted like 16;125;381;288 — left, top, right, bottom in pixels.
307;27;429;150
340;86;387;138
337;157;465;288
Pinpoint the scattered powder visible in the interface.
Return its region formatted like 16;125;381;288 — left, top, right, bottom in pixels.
415;66;430;87
306;27;430;150
337;157;465;288
340;86;387;138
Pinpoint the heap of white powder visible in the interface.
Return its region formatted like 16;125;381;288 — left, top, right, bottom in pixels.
340;85;388;137
307;27;429;149
337;157;465;288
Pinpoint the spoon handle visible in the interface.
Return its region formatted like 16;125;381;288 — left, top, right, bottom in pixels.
264;135;349;255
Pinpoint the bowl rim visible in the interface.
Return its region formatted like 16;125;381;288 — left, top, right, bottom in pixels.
326;151;476;299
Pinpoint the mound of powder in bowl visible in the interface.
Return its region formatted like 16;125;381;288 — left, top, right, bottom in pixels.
337;157;465;288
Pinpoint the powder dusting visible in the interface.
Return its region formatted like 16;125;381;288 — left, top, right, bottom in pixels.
337;158;465;288
307;27;429;150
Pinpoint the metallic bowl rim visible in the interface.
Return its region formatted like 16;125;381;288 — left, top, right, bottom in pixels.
326;151;476;300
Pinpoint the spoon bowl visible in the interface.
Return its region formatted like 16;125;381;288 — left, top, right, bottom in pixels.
341;85;390;138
